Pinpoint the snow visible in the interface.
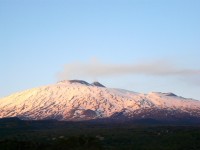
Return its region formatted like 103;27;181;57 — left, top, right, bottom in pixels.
0;80;200;120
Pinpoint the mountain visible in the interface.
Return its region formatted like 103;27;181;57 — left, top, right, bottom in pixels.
1;80;200;122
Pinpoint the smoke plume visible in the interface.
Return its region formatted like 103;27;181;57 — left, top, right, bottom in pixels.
57;60;200;84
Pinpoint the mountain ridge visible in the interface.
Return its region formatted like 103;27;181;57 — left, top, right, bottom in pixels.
0;80;200;122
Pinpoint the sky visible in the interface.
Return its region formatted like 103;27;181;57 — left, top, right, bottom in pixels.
1;0;200;100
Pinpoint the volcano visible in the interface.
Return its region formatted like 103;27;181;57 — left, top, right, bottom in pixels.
0;80;200;123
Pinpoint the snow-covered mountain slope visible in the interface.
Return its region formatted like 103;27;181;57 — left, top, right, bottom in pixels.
0;80;200;121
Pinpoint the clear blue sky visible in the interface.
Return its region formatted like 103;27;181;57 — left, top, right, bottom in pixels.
1;0;200;99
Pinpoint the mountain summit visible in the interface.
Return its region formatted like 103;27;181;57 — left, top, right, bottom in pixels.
0;80;200;122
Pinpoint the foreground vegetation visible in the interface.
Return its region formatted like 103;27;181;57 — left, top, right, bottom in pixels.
0;118;200;150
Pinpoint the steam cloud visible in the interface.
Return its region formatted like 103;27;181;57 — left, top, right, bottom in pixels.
57;60;200;84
